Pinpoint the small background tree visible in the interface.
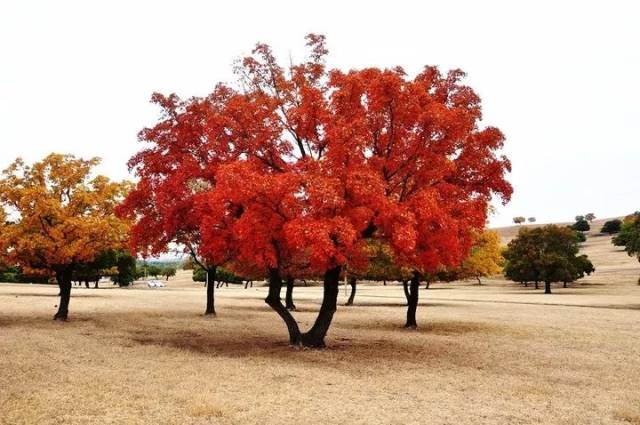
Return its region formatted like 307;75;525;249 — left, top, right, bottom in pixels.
513;216;526;225
162;266;177;280
111;250;136;287
612;213;640;283
503;225;595;293
601;219;622;235
527;217;536;223
572;217;590;232
459;230;504;285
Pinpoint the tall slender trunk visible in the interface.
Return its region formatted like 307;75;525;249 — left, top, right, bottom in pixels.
405;272;420;328
265;268;301;345
544;281;552;294
94;280;99;289
301;266;341;348
402;279;410;304
383;279;386;286
205;267;217;316
424;280;431;290
285;277;296;311
345;277;356;306
54;267;73;320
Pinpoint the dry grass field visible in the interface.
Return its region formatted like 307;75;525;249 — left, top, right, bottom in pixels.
2;219;640;424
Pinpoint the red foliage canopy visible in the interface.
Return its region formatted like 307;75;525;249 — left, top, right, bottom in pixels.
121;33;511;280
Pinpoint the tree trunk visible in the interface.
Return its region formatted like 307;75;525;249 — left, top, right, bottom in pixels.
405;272;420;329
345;277;356;306
84;280;90;288
424;280;431;290
402;279;410;304
383;279;386;286
476;276;482;285
524;281;528;287
54;268;73;320
534;281;539;290
265;268;301;346
563;281;567;288
244;280;249;289
301;266;342;348
204;268;217;316
285;277;296;311
545;281;552;294
94;279;99;289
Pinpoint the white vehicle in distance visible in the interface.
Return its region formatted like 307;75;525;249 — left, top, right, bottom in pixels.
147;280;166;288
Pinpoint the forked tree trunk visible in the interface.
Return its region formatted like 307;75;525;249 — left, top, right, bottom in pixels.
205;268;217;316
345;277;356;306
285;277;296;311
300;266;342;348
405;272;421;329
265;268;301;346
544;281;552;294
54;268;73;321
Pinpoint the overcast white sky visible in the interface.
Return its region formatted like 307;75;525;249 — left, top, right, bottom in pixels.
1;0;638;227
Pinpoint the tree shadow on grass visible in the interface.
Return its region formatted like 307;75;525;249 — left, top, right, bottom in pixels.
337;318;500;336
0;309;497;371
0;313;98;328
0;292;108;298
340;302;456;308
123;325;489;370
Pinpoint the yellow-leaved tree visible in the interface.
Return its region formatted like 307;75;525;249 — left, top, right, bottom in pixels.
0;208;7;269
0;154;131;320
459;229;504;285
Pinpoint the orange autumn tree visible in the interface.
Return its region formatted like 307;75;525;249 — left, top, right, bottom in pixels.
459;229;504;285
0;154;131;320
0;208;7;269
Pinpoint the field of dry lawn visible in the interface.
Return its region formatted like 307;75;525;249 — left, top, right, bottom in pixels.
2;221;640;424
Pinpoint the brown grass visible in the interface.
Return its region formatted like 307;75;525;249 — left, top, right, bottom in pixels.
1;225;639;424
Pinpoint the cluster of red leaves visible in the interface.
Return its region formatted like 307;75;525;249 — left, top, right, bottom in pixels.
119;34;511;278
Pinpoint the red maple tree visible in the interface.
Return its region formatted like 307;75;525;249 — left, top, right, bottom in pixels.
121;34;511;346
117;86;244;315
